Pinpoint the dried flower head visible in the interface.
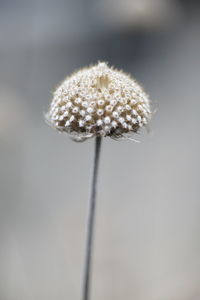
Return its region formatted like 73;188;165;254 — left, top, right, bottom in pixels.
46;62;151;141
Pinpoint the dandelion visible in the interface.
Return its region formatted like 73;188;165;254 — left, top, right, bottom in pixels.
46;62;151;141
46;62;152;300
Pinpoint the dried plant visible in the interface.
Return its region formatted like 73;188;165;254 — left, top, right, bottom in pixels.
46;62;151;300
46;62;151;141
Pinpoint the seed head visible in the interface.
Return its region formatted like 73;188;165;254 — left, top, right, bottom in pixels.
46;62;151;141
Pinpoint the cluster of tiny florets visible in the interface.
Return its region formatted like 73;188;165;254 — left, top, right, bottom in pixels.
46;62;151;140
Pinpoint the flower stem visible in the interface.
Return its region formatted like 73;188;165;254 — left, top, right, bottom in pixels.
82;136;102;300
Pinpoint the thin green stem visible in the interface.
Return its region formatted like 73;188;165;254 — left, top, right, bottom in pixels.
82;136;102;300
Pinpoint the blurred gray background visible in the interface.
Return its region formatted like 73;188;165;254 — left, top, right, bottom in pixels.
0;0;200;299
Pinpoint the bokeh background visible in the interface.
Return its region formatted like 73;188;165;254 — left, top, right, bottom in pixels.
1;0;200;299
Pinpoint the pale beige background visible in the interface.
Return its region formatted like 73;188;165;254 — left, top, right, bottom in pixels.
0;1;200;299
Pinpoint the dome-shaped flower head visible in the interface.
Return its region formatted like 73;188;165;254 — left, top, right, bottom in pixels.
46;62;151;141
